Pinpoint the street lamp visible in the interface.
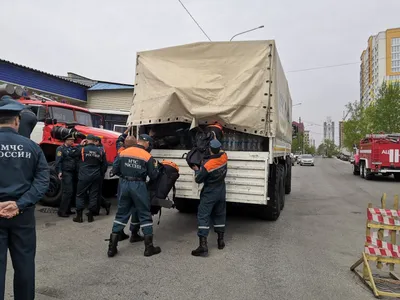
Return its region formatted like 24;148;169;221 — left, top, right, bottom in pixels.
229;25;264;41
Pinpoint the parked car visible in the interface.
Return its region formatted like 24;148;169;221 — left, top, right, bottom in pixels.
300;154;315;166
297;155;302;164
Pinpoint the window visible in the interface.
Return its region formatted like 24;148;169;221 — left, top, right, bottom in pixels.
392;38;400;73
50;107;75;123
29;105;47;122
76;110;93;126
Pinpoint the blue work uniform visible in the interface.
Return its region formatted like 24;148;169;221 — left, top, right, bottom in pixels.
96;143;111;214
195;151;228;237
0;127;49;300
111;145;159;236
115;133;127;199
73;144;108;213
115;133;137;231
55;144;77;215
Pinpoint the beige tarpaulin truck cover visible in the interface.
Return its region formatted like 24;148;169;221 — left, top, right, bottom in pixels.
128;40;292;144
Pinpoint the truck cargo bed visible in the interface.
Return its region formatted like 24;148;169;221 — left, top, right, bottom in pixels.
152;149;269;205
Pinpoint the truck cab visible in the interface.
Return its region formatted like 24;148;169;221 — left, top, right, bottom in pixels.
18;96;120;206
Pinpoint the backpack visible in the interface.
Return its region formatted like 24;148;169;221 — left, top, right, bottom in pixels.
184;129;214;168
148;160;180;222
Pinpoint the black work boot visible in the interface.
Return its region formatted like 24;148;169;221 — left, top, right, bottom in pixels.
104;203;111;215
191;236;208;257
87;211;94;223
130;230;144;243
107;233;119;257
143;235;161;257
118;230;130;241
73;210;83;223
217;232;225;250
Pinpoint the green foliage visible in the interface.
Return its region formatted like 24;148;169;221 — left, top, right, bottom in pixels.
292;133;303;153
343;81;400;150
317;139;338;158
304;144;316;155
291;133;315;154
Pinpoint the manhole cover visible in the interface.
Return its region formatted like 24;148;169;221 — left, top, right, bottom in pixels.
38;208;58;214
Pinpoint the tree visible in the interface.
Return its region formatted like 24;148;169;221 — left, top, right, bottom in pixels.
317;139;338;157
367;81;400;133
317;143;325;155
304;144;316;155
343;81;400;151
292;133;304;153
342;100;371;151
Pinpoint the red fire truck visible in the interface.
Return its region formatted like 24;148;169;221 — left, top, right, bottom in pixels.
352;133;400;181
15;95;120;206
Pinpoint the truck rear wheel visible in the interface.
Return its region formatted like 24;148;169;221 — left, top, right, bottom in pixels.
353;164;360;175
259;164;281;221
285;160;292;195
360;162;365;179
394;173;400;182
40;161;62;207
174;197;198;213
365;169;374;180
280;164;285;210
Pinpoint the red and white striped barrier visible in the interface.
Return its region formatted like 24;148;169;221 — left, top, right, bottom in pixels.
366;236;400;254
368;208;400;217
367;210;400;226
364;246;400;258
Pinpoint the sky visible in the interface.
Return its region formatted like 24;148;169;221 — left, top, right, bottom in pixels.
1;0;399;145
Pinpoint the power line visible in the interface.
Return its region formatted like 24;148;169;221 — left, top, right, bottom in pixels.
177;0;211;41
287;56;387;73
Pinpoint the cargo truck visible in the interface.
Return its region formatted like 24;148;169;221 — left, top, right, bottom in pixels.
127;41;293;220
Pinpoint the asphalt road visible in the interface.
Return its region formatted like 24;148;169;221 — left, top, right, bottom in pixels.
5;157;400;300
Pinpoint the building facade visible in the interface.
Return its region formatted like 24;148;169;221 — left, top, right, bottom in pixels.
292;119;305;134
323;117;335;143
304;130;310;147
0;59;89;105
0;60;134;131
360;28;400;106
339;121;344;149
62;73;134;131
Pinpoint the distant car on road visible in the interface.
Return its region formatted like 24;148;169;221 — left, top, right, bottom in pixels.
300;154;315;166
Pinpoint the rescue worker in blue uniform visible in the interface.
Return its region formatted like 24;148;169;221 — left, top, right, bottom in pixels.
0;98;49;300
191;139;228;257
114;130;137;241
93;136;111;216
55;135;77;218
107;134;160;257
72;134;108;223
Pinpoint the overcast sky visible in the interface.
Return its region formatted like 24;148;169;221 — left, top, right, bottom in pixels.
1;0;399;145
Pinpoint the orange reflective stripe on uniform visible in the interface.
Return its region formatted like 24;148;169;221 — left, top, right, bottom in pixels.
204;152;228;172
208;123;223;131
161;160;179;172
119;146;151;162
81;147;84;162
118;147;125;154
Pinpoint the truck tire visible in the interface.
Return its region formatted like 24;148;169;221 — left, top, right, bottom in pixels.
174;197;198;214
279;164;285;210
394;173;400;182
365;169;374;180
259;164;281;221
285;160;292;195
353;164;360;175
40;161;62;207
360;162;365;179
